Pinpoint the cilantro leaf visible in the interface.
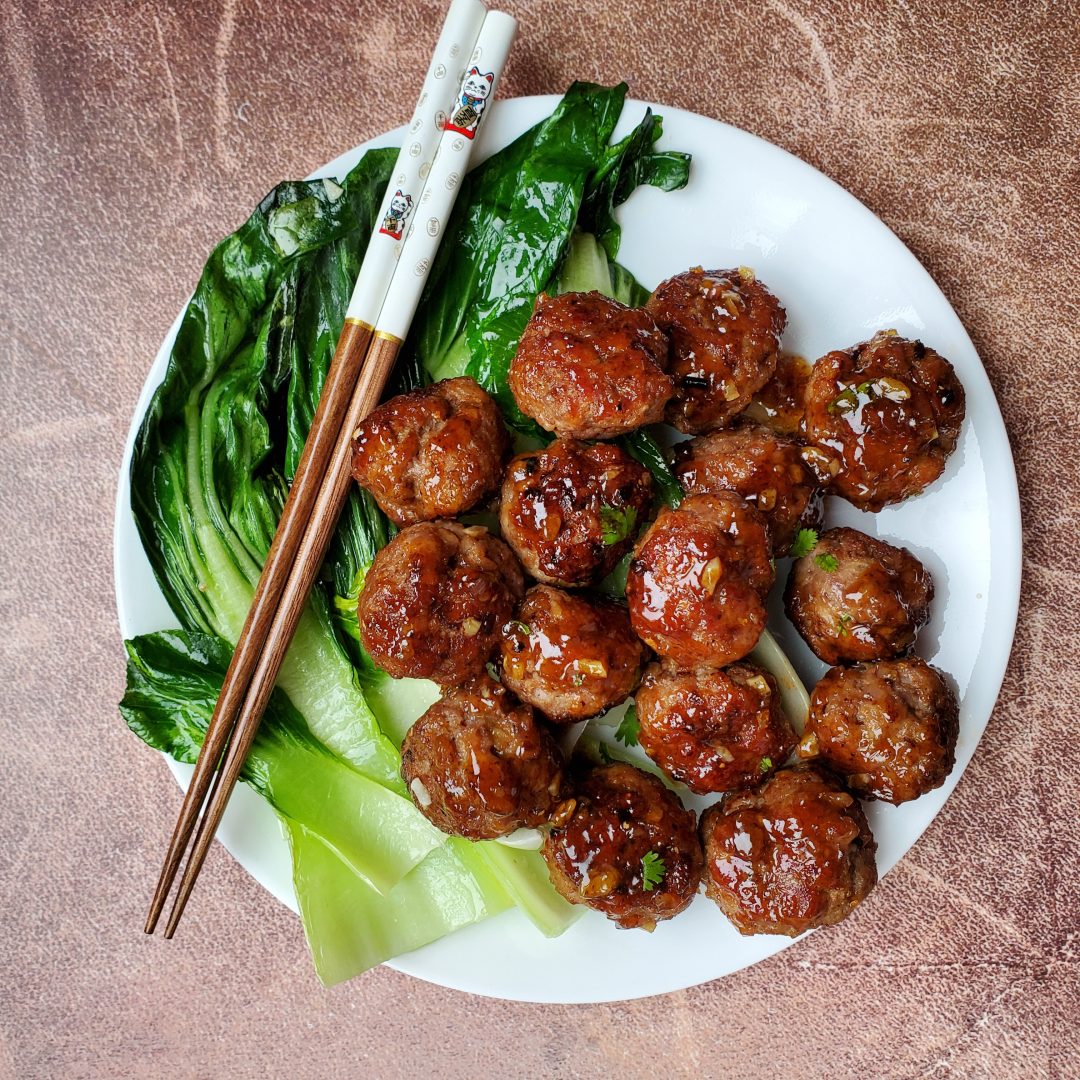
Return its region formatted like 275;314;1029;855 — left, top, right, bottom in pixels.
641;851;666;892
790;528;818;558
599;504;637;546
597;741;615;764
614;705;639;747
814;553;839;573
837;612;853;636
759;756;773;773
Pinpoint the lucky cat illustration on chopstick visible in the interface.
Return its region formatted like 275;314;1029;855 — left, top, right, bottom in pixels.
379;190;414;240
445;67;494;138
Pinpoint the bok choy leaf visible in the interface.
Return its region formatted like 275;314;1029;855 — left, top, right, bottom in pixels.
412;81;691;438
129;151;406;787
286;822;514;987
121;631;443;892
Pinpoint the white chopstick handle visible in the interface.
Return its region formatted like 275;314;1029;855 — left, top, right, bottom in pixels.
346;0;487;327
375;10;517;342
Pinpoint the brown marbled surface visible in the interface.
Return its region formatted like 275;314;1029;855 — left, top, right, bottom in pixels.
1;0;1078;1076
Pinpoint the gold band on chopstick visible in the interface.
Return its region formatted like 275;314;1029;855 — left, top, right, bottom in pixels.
344;317;374;330
374;329;403;344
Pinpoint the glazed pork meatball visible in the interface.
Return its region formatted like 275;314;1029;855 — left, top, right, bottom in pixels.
508;291;673;439
785;527;934;664
351;377;509;526
801;657;958;804
400;673;563;839
636;661;797;794
647;266;786;433
499;439;653;587
499;586;646;723
673;422;823;554
700;763;878;936
358;521;524;686
626;492;773;670
802;330;966;510
542;763;704;930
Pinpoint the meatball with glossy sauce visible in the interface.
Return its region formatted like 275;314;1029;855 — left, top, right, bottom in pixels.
401;673;563;839
499;586;646;723
626;492;773;670
785;527;934;664
700;763;878;936
358;521;524;686
508;291;673;439
542;763;704;930
647;266;786;433
636;661;797;794
802;330;966;510
673;422;823;554
351;377;509;526
801;657;958;804
499;439;653;587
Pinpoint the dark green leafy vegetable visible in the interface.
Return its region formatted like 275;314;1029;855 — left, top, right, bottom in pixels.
579;108;691;261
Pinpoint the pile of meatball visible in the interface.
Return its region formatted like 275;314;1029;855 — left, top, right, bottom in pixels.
352;266;966;937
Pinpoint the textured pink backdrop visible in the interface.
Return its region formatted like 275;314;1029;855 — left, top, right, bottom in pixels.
1;0;1077;1077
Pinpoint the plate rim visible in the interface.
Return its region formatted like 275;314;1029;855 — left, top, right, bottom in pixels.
113;93;1022;1002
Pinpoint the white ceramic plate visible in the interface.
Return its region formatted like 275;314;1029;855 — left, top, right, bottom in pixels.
114;96;1021;1003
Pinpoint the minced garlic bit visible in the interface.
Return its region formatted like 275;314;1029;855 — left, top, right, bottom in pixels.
746;674;771;696
582;866;620;898
410;777;432;808
872;376;911;402
801;445;840;477
461;617;482;637
576;658;608;678
701;556;723;596
549;798;577;828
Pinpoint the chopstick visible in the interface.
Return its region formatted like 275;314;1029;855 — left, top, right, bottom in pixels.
144;0;488;936
148;8;517;938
